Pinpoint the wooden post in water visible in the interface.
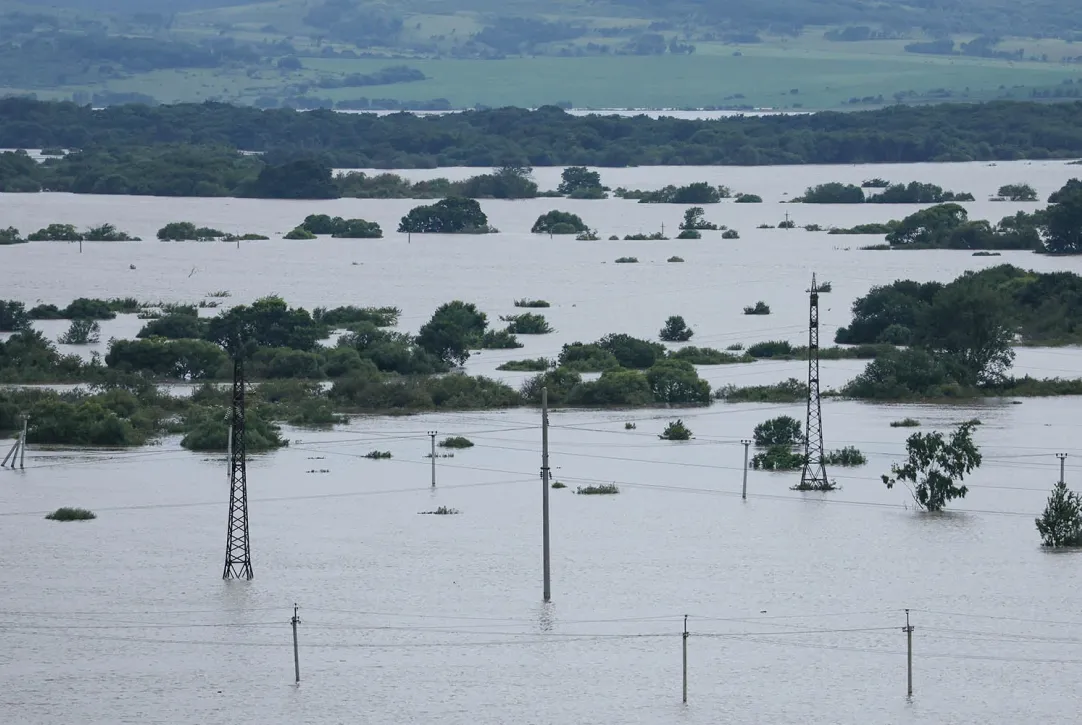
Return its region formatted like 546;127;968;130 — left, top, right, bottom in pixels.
541;387;551;602
682;614;689;704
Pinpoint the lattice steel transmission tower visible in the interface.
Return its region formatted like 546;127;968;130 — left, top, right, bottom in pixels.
223;356;253;580
798;273;832;491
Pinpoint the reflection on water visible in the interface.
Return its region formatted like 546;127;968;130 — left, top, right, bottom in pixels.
3;159;1082;724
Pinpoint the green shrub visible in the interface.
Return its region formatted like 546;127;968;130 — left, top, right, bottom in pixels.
157;222;225;241
420;506;460;514
752;446;806;470
623;233;668;240
798;182;865;204
734;193;762;203
0;300;31;331
45;507;96;521
514;299;550;308
364;450;393;459
891;418;921;427
399;197;494;234
332;219;383;238
823;446;867;466
996;183;1038;202
552;480;568;489
667;256;685;263
659;419;692;440
715;378;808;403
679;207;718;230
28;223;81;241
743;301;770;315
84;224;136;241
439;436;474;449
746;340;792;358
284;226;316;240
58;319;100;345
0;227;25;244
501;313;553;334
576;483;620;495
669;346;750;364
532;210;588;234
180;411;287;451
625;422;636;429
659;315;694;342
753;415;803;447
615;256;639;263
496;358;552;371
721;229;740;239
477;329;523;349
677;229;701;239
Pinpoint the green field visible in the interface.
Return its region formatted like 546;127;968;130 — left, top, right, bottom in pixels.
15;45;1076;110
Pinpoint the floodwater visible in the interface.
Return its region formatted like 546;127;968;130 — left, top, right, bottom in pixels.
3;160;1082;725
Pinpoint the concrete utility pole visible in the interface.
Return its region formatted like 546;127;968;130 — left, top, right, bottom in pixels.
291;603;301;684
428;431;438;487
682;614;689;704
541;387;551;603
1057;453;1068;484
741;439;751;500
19;414;26;469
904;609;914;698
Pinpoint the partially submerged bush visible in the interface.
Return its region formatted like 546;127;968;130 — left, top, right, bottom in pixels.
439;436;474;449
746;340;792;358
551;481;568;489
420;506;460;515
659;419;692;440
496;358;552;371
577;483;620;495
364;450;393;459
721;229;740;239
514;299;550;308
752;446;806;471
891;418;921;428
667;255;685;262
623;232;668;240
743;301;771;315
659;315;694;342
676;229;701;239
679;206;718;230
58;319;101;345
501;313;553;334
157;222;226;241
734;193;762;203
996;183;1038;202
45;507;96;521
398;197;495;234
614;256;639;263
284;226;316;240
753;416;803;447
532;210;588;234
823;446;868;466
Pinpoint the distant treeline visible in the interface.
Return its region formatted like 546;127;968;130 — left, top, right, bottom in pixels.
3;99;1082;168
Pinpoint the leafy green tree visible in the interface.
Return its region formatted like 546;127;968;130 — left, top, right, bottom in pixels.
137;314;208;340
501;313;552;334
27;398;138;446
333;219;382;238
105;338;228;379
571;369;653;405
753;416;803;447
886;203;969;246
27;223;81;241
752;445;806;470
1036;482;1082;547
1040;184;1082;254
645;359;710;403
455;166;538;199
835;280;944;344
799;182;865;203
206;297;325;355
157;222;225;241
882;422;982;511
398;197;492;234
0;227;24;244
63;299;116;320
416;301;488;366
300;214;341;234
557;342;620;371
531;210;587;234
659;419;692;440
596;333;666;369
557;167;603;196
871;182;973;203
243;158;337;199
997;183;1038;202
842;347;958;399
912;280;1015;385
679;207;718;230
58;319;100;345
0;301;30;332
659;315;693;342
521;367;583;404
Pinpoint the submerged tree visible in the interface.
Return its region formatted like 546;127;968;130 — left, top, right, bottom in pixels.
659;315;694;342
1036;481;1082;547
882;422;982;511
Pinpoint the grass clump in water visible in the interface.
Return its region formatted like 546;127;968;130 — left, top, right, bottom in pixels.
45;507;96;521
420;506;461;515
890;418;921;428
496;358;552;372
823;446;868;466
576;483;619;495
514;299;550;308
552;481;567;489
439;436;474;449
364;450;392;459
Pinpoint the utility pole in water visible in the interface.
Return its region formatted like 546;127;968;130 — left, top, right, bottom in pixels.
428;431;437;487
1057;453;1067;484
682;614;689;704
904;609;914;698
541;387;551;603
741;439;751;500
291;603;301;683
